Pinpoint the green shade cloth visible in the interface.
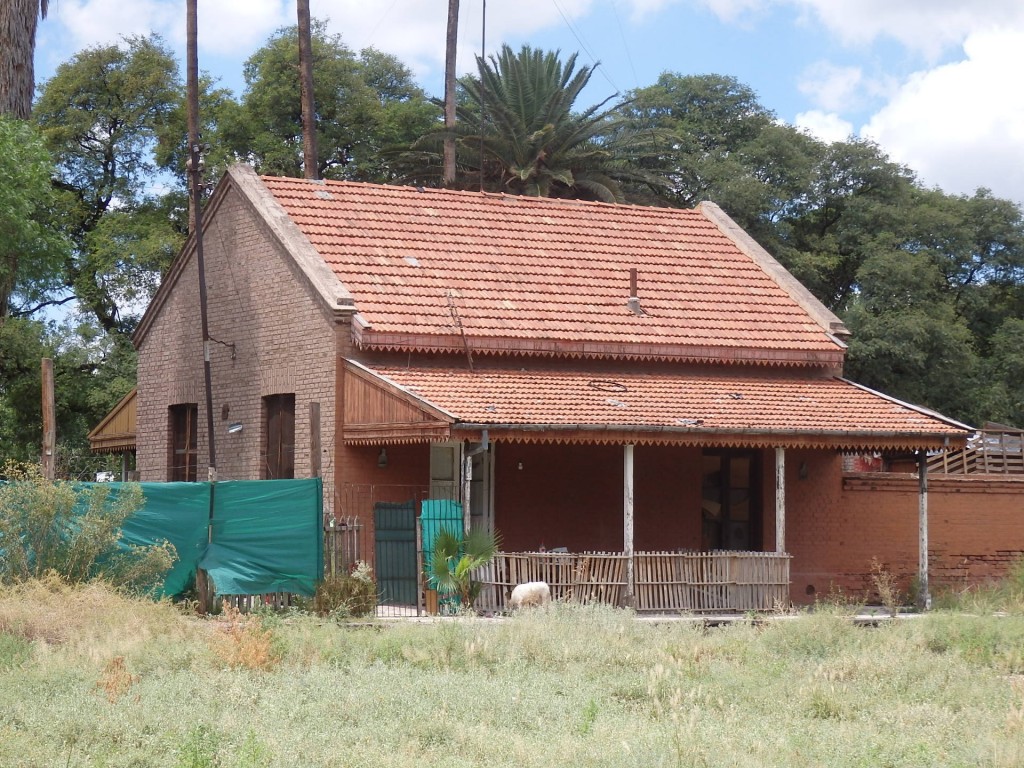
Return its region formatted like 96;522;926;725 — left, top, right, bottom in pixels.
199;479;323;597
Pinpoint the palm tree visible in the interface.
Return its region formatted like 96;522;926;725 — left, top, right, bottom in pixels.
0;0;50;119
407;44;659;203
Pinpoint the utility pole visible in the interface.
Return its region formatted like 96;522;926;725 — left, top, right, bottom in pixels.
443;0;459;185
187;0;217;614
186;0;216;482
297;0;319;180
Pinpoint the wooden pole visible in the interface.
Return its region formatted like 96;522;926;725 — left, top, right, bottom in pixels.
187;0;217;614
775;447;786;553
918;450;930;610
443;0;460;184
41;357;55;480
623;443;635;608
309;401;321;477
297;0;319;179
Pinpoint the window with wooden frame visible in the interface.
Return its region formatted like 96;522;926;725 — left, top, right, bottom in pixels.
169;403;198;482
263;393;295;479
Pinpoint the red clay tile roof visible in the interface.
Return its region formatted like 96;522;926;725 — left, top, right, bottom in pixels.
260;176;845;366
354;362;969;450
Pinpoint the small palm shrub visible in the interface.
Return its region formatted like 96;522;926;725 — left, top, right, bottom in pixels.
427;527;501;611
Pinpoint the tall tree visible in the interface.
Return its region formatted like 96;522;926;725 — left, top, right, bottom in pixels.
0;0;49;119
0;116;68;321
230;22;438;182
33;36;185;334
409;44;657;202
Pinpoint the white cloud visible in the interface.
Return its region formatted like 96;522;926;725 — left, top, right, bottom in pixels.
797;62;862;113
794;110;853;144
860;28;1024;202
791;0;1024;60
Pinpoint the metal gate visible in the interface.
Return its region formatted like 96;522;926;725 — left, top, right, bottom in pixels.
373;500;418;606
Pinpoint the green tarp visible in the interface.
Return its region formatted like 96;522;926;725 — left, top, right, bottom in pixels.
84;478;322;598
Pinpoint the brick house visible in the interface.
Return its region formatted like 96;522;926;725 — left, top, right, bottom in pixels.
135;163;1023;610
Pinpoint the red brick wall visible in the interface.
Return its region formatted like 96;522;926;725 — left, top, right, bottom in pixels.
493;443;705;552
787;461;1024;603
136;184;339;513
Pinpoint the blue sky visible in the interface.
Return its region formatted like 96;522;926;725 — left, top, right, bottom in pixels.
35;0;1024;204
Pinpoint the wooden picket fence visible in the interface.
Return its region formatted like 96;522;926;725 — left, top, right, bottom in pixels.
475;550;790;614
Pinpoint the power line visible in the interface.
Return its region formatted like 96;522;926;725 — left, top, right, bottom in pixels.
551;0;620;95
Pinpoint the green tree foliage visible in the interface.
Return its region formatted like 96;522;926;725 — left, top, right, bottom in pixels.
0;462;175;592
622;73;820;233
228;22;438;182
0;319;136;474
0;117;69;320
33;35;185;335
407;44;657;202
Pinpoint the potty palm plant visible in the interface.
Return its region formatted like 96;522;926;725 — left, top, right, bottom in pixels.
427;527;501;612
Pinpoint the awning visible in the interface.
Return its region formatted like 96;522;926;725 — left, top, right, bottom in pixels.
341;361;972;451
87;388;137;454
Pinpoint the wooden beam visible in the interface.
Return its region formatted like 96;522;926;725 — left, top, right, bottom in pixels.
41;358;55;481
309;401;321;478
775;447;785;553
623;444;635;608
918;451;931;610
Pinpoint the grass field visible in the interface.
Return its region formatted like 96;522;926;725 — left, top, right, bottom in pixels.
1;576;1023;768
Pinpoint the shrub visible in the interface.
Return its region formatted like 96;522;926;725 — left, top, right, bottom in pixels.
0;462;175;593
312;561;377;618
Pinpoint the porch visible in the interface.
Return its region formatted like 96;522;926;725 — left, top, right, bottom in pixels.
334;481;792;616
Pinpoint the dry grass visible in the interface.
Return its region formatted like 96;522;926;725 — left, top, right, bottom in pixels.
1;581;1023;767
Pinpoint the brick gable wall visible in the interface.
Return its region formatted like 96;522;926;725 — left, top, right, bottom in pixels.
136;183;340;515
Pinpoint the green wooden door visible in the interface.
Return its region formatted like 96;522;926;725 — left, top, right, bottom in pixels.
374;501;417;605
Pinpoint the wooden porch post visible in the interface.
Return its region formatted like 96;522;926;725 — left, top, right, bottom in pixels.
624;443;635;608
775;447;786;553
462;454;472;534
917;450;931;610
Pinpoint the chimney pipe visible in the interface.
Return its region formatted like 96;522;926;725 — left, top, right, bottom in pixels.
627;268;643;315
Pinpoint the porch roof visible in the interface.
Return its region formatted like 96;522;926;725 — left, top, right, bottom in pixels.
343;361;972;451
87;387;137;454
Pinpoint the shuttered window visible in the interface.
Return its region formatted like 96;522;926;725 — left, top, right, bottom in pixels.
169;404;198;482
264;394;295;479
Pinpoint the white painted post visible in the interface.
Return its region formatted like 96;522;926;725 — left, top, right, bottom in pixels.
624;443;635;608
462;454;472;534
775;447;786;553
918;450;931;610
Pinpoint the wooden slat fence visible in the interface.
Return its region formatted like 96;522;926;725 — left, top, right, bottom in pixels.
635;551;790;612
929;428;1024;475
476;550;789;614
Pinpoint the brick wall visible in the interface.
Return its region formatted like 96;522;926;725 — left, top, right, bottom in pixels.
136;184;340;515
787;459;1024;603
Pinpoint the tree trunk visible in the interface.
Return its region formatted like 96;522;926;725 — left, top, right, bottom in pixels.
297;0;319;180
443;0;459;185
0;0;43;119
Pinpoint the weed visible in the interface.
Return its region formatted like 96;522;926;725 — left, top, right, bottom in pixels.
578;698;599;735
211;605;280;671
96;655;138;703
0;632;32;669
176;724;220;768
310;562;377;618
869;557;903;616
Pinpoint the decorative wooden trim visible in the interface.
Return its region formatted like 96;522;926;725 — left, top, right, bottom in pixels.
352;329;846;367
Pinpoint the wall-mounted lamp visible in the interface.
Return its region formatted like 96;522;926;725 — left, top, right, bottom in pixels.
799;460;808;480
377;448;388;468
517;461;523;471
227;422;243;434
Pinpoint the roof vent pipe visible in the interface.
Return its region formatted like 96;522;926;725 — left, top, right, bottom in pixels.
627;268;644;315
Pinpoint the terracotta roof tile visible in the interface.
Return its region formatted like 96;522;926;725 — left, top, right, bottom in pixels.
360;364;969;447
261;177;845;363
